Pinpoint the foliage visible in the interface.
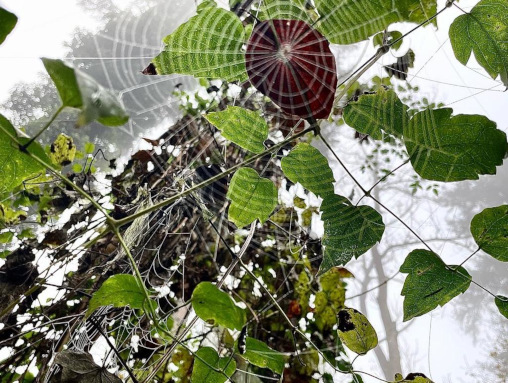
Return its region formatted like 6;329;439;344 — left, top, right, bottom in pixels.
0;0;506;382
400;250;472;321
191;282;246;330
449;0;508;86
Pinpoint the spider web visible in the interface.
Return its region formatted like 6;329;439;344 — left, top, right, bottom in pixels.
0;0;507;382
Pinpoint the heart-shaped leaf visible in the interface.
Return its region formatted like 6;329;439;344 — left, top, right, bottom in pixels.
449;0;508;86
281;143;335;198
470;205;508;262
205;106;268;153
245;19;337;119
191;347;236;383
400;250;472;321
337;307;378;355
320;195;385;274
227;167;278;228
42;58;129;127
192;282;246;330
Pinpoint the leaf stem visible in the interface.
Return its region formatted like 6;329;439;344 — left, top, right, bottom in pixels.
21;105;65;151
333;47;388;110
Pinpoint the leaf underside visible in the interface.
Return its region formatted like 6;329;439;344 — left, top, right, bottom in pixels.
205;106;268;153
151;4;247;82
281;143;335;198
226;167;278;228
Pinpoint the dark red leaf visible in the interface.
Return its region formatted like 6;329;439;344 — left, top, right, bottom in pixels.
246;19;337;120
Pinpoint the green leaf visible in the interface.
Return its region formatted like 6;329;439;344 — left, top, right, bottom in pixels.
191;282;246;330
86;274;155;319
256;0;311;22
84;142;95;154
227;167;278;228
320;195;384;274
400;250;472;321
337;308;378;355
315;0;437;44
471;205;508;262
150;4;247;82
0;7;17;45
281;143;335;198
401;0;438;26
494;295;508;319
191;347;236;383
343;88;408;140
373;31;403;50
449;0;508;86
205;107;268;153
315;0;400;44
241;337;285;374
0;114;48;194
0;231;14;244
404;108;507;182
42;58;129;127
49;134;76;166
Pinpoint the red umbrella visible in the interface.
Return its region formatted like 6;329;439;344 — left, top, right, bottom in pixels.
245;19;338;120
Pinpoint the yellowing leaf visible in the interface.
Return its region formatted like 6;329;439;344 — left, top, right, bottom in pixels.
337;307;378;355
49;134;76;166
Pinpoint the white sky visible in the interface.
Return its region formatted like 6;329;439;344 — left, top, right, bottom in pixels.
0;1;506;382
